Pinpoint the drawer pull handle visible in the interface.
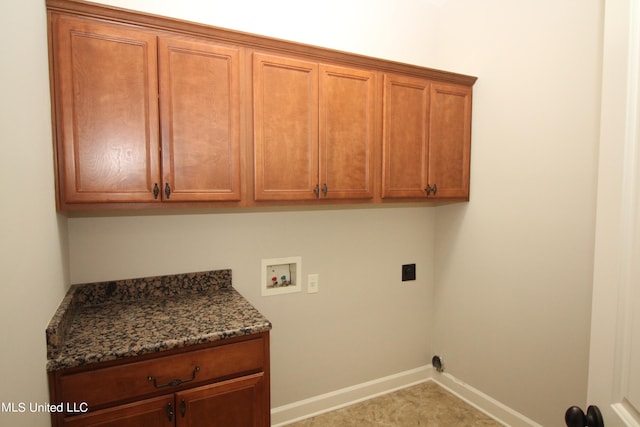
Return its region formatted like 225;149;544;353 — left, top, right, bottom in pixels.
148;365;200;388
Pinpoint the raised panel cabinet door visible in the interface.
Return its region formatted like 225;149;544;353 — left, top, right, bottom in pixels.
51;14;160;204
159;36;241;202
176;373;266;427
62;395;174;427
428;82;472;199
381;74;430;198
253;53;319;200
319;65;375;199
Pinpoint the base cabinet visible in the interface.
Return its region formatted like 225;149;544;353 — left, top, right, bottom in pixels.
62;374;265;427
49;333;270;427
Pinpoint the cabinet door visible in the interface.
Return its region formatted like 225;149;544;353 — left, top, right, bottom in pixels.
177;373;266;427
253;53;319;200
159;36;241;202
381;74;430;198
62;395;174;427
428;82;472;199
319;65;375;199
51;14;160;204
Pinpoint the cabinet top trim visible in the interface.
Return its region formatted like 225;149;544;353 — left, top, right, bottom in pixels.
46;0;477;86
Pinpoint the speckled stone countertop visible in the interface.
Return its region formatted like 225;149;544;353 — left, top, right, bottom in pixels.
46;269;271;372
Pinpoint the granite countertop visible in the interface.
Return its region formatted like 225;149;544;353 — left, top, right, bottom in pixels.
46;269;272;372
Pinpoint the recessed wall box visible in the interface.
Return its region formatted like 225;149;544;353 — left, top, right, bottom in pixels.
402;263;416;281
261;256;302;296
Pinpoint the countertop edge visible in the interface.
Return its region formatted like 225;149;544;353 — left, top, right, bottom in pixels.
46;322;272;372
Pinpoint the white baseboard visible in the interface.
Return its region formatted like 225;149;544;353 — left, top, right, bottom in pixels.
271;365;432;426
431;372;542;427
270;365;541;427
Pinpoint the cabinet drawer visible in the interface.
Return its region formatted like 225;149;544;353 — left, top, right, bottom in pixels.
57;337;265;410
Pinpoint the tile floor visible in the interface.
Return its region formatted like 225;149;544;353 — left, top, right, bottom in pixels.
285;381;503;426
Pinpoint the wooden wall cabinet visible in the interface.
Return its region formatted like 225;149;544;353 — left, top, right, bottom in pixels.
253;53;375;201
159;36;241;203
51;15;160;205
49;14;241;208
49;334;269;427
47;0;475;210
382;74;472;200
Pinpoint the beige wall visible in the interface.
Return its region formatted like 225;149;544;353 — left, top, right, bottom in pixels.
0;0;69;426
0;0;604;426
69;206;435;406
431;1;602;426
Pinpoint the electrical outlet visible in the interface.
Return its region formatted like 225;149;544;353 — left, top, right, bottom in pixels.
402;264;416;281
308;274;319;293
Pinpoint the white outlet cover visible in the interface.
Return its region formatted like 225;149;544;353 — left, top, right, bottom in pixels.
261;256;302;296
308;273;319;293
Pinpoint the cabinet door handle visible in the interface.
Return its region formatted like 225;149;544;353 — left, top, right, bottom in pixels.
424;184;438;196
148;365;200;388
153;183;160;199
166;402;174;421
180;399;186;417
322;183;328;197
164;182;171;199
313;184;320;198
